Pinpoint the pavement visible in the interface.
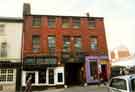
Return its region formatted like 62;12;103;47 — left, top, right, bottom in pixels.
33;84;108;92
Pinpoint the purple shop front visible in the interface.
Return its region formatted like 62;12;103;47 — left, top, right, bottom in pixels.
85;56;100;83
85;56;109;83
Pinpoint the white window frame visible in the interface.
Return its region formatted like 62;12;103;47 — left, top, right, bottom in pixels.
0;69;16;84
55;67;64;85
22;71;38;86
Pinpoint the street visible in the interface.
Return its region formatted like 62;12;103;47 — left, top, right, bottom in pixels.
33;85;108;92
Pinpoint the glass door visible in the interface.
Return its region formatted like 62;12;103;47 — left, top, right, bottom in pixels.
48;68;54;84
89;61;98;80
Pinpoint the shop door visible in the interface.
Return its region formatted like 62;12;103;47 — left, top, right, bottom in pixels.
89;61;98;80
48;69;54;84
101;64;107;81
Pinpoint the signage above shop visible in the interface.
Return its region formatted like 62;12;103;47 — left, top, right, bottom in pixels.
24;56;57;65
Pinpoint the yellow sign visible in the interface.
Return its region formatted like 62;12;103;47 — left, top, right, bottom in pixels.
100;60;108;64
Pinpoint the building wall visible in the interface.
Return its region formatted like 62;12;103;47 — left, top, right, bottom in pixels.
0;22;23;62
23;15;108;60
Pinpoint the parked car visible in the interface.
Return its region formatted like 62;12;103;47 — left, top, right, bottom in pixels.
108;74;135;92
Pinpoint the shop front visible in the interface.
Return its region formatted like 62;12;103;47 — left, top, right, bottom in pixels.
0;61;21;92
85;55;109;83
99;55;110;81
61;52;85;86
22;56;64;89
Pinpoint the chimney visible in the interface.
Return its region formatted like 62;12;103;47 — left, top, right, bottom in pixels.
86;12;90;17
23;3;31;15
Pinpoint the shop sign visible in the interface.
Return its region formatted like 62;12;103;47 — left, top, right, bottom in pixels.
100;60;108;64
24;57;57;65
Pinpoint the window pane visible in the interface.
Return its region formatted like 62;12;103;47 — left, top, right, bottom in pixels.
74;37;82;52
48;36;56;48
7;75;13;81
48;17;56;28
63;36;70;52
0;69;14;82
89;61;98;80
58;73;63;82
48;69;54;84
26;72;35;84
0;75;6;81
72;18;80;29
110;79;127;90
88;18;96;29
88;21;96;29
62;18;70;28
32;35;40;52
39;71;46;83
32;16;41;27
1;69;6;74
1;42;7;57
90;36;98;50
8;69;13;74
131;79;135;91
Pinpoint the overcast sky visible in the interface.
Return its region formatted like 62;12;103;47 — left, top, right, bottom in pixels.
0;0;135;54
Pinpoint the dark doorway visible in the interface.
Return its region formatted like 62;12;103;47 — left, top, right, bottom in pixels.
65;63;83;85
101;64;107;81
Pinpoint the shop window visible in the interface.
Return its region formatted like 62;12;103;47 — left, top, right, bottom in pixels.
32;35;40;52
39;71;46;83
48;69;54;84
48;17;56;28
58;73;63;82
26;72;35;84
0;69;14;83
32;16;41;27
89;61;98;80
72;18;80;29
62;17;70;28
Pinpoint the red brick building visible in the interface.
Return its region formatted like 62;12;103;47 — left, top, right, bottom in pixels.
22;4;109;88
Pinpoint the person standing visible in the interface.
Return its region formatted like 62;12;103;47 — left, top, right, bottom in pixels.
80;66;84;87
24;75;32;92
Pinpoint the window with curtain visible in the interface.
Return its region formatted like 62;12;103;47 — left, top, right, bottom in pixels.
72;18;80;29
63;36;70;52
88;18;96;29
0;42;7;57
90;36;98;50
32;16;41;27
48;36;56;55
74;37;82;52
48;17;56;28
32;35;40;52
62;17;70;28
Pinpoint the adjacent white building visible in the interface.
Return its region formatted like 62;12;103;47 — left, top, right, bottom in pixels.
0;17;23;92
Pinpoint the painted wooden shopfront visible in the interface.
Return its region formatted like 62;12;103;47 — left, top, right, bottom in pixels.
85;56;109;83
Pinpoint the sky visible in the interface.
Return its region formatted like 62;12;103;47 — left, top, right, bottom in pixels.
0;0;135;54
